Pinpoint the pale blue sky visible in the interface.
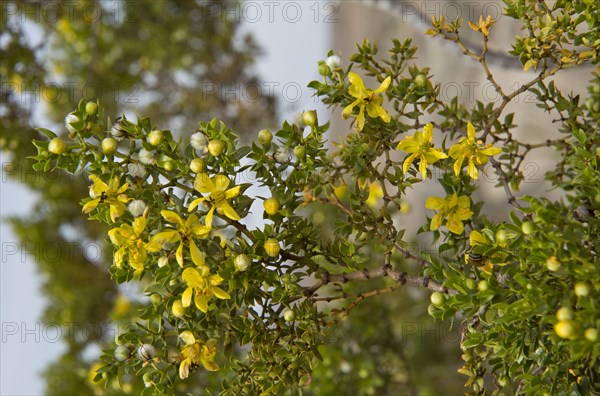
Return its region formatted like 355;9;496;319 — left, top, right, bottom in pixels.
0;2;330;394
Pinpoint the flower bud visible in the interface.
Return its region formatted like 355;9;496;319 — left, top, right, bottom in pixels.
208;139;226;156
302;110;318;127
48;137;67;155
264;238;281;257
189;158;204;173
172;299;186;317
114;345;132;362
101;137;118;155
264;197;280;215
318;62;331;76
258;129;273;145
85;102;98;116
234;254;251;271
148;130;163;146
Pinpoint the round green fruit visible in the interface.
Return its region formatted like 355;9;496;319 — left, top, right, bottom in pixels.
283;309;296;322
414;74;427;88
302;110;318;127
556;307;573;321
162;160;175;171
171;300;187;318
521;221;535;235
189;158;205;173
545;256;561;271
264;238;281;257
85;101;98;116
465;278;477;290
430;291;445;306
478;280;489;292
234;254;251;272
495;229;508;244
554;319;581;340
264;197;280;216
48;137;67;155
208;139;226;156
114;345;131;362
574;282;590;297
150;294;162;306
318;63;331;76
584;328;598;342
293;145;306;159
148;130;164;146
258;129;272;145
101;137;118;155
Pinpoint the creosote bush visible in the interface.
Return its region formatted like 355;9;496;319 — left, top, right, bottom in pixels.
31;1;598;394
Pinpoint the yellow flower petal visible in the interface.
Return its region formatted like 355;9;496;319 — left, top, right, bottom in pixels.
132;217;146;236
213;175;230;192
225;185;241;200
188;197;205;212
179;330;196;345
347;72;368;98
194;294;209;312
201;356;220;371
161;210;183;226
189;240;205;267
82;199;99;213
182;287;193;308
211;286;230;300
373;76;391;94
355;106;365;131
467;122;476;141
176;241;184;267
218;201;241;221
194;173;214;193
425;196;445;210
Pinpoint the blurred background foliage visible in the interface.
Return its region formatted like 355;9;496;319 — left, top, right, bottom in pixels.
1;0;462;394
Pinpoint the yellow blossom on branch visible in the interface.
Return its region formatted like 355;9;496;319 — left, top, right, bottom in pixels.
397;123;448;178
108;216;159;273
82;175;131;222
149;210;210;267
448;122;502;180
181;266;230;313
178;331;219;379
188;173;241;227
468;15;496;37
425;193;473;234
342;72;391;131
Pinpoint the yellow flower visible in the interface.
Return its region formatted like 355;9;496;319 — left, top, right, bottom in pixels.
182;266;230;313
149;210;210;267
82;175;131;222
188;174;241;227
468;15;495;37
397;123;448;178
448;122;502;180
178;331;219;379
425;193;473;234
342;72;391;131
108;216;158;272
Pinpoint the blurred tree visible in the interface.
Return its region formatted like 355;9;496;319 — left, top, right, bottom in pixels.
1;0;273;394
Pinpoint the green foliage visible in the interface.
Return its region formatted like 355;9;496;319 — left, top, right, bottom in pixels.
8;0;600;394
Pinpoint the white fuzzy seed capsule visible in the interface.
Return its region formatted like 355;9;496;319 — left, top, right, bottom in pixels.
137;344;156;362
